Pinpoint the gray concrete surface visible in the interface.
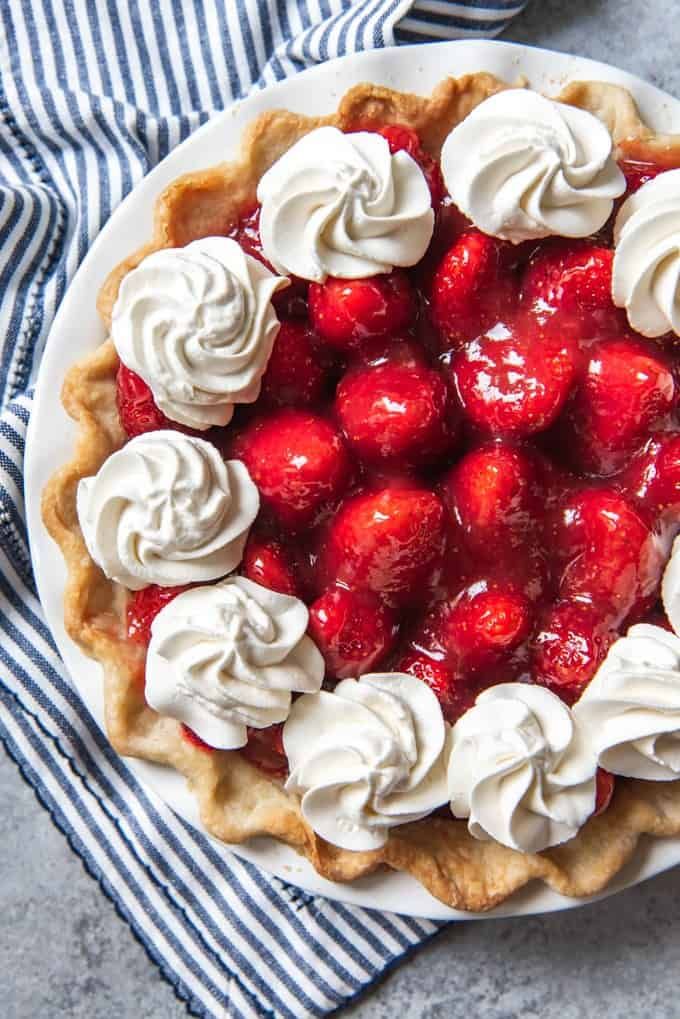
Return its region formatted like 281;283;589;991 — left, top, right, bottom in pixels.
4;2;680;1017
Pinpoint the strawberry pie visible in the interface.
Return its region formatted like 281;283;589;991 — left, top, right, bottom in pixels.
43;71;680;911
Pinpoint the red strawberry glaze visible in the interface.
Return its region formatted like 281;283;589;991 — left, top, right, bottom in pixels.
259;320;329;408
182;720;288;767
308;585;398;679
549;487;665;625
320;485;446;607
117;365;181;438
520;240;628;338
594;769;616;816
561;336;676;477
228;205;308;319
118;142;680;780
126;584;189;646
440;441;547;558
397;649;477;724
241;531;300;597
531;599;617;705
241;723;288;777
335;358;457;467
619;433;680;516
230;408;352;531
181;724;215;754
373;124;445;209
619;159;665;196
412;579;533;675
430;230;517;349
450;318;579;437
309;271;417;353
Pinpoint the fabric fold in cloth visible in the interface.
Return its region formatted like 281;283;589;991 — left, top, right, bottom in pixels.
0;2;526;1016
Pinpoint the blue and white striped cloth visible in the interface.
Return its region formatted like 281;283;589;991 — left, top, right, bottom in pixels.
0;2;527;1016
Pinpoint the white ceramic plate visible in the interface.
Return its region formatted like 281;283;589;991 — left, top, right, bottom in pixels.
25;38;680;920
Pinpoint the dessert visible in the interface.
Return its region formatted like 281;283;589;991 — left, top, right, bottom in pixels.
43;69;680;911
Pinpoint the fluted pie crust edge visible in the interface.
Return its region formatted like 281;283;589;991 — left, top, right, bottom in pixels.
42;71;680;912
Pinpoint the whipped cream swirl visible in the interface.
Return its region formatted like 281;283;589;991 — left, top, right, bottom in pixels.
612;169;680;337
448;684;597;853
440;89;625;243
146;577;324;749
256;126;434;282
77;431;259;589
574;624;680;780
284;672;450;851
112;237;288;429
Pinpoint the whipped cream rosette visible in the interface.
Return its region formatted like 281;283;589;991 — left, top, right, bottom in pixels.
283;672;450;851
612;168;680;337
440;89;625;243
145;577;324;750
77;431;259;589
573;624;680;780
112;236;288;430
257;126;434;282
448;684;597;853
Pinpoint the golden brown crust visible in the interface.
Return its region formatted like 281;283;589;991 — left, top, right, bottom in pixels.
43;70;680;912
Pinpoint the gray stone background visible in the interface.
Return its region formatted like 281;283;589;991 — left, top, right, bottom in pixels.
4;1;680;1016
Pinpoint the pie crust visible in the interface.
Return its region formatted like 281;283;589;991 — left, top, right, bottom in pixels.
42;70;680;912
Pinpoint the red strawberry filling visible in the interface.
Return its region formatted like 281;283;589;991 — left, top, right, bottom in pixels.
229;408;352;531
335;357;457;467
309;270;416;352
373;124;445;209
241;531;300;597
520;240;628;338
117;131;680;815
117;365;180;438
430;229;516;349
126;584;189;646
308;586;398;680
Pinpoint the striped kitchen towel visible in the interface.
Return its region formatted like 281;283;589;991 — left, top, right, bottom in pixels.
0;2;527;1017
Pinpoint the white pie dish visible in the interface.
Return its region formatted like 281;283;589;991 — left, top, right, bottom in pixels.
25;37;680;920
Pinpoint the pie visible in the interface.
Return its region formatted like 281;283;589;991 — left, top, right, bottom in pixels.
42;69;680;912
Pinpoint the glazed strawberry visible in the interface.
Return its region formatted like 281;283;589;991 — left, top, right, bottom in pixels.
451;319;578;437
126;584;189;646
355;335;426;370
308;270;416;352
532;599;616;705
520;241;626;336
335;359;456;467
230;205;307;318
563;336;676;476
181;725;214;754
241;723;287;777
321;486;446;605
375;124;445;208
640;607;674;632
260;320;328;408
429;230;516;349
241;532;299;597
594;769;616;816
550;488;664;623
231;205;272;268
440;441;544;559
231;409;351;530
619;158;665;196
398;650;475;724
441;536;552;609
419;581;532;674
117;364;176;438
620;433;680;515
308;586;397;679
